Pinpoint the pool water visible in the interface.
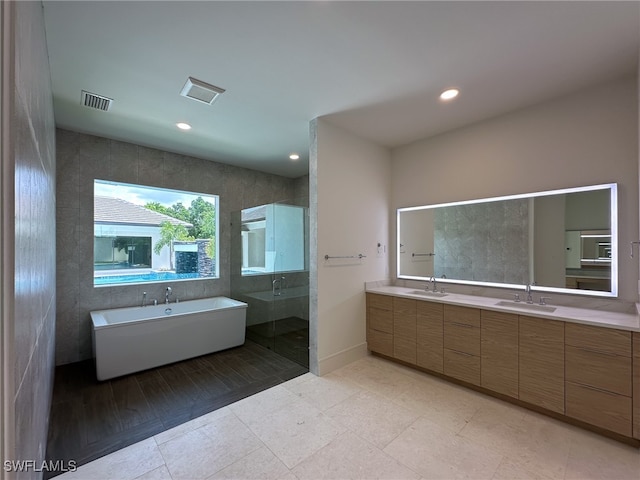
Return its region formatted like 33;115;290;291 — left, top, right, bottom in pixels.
94;271;200;286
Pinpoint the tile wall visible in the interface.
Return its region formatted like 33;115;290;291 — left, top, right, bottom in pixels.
56;128;308;365
12;1;58;477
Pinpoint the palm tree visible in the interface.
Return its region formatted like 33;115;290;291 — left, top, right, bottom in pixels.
153;221;193;270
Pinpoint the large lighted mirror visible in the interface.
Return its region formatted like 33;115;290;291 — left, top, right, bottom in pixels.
397;183;617;297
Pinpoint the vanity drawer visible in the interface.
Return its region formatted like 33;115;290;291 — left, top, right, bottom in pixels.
565;323;631;357
367;293;392;311
444;305;481;328
444;324;480;356
565;345;632;396
368;308;392;334
367;328;393;356
367;294;393;334
444;306;480;356
566;381;632;437
443;348;480;386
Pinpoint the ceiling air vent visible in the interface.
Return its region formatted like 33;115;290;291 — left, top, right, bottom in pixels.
81;90;113;111
180;77;225;105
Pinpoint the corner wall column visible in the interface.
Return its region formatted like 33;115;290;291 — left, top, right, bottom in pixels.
0;0;16;478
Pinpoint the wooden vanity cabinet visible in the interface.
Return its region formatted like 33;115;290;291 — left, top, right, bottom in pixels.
481;310;518;398
564;323;633;436
366;291;640;441
416;301;444;373
519;316;565;414
632;332;639;439
393;297;417;364
366;293;393;356
443;305;481;385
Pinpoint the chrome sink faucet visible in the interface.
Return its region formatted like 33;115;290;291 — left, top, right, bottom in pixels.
525;284;534;304
430;276;437;292
165;286;172;304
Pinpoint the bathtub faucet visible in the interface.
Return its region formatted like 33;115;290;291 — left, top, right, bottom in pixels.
165;286;172;304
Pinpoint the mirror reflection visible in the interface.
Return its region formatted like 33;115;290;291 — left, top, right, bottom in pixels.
240;203;306;275
397;183;617;296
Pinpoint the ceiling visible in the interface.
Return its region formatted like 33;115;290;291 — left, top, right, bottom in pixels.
42;1;639;179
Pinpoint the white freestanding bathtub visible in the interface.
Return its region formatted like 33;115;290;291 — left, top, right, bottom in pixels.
90;296;248;380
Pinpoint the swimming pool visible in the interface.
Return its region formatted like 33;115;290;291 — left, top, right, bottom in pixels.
94;271;200;286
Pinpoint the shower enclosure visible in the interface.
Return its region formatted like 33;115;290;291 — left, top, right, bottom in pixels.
230;199;309;368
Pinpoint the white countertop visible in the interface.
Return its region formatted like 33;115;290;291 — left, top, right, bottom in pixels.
366;285;640;332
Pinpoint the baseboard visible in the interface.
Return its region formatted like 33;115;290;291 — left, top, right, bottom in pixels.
317;342;368;376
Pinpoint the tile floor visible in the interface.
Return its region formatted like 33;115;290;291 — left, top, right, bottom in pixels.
45;339;307;476
57;354;639;480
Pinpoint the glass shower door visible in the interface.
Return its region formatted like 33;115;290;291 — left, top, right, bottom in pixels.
269;201;309;367
230;199;309;368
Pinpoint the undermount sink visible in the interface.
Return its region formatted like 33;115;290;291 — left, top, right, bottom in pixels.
494;300;556;313
409;290;449;298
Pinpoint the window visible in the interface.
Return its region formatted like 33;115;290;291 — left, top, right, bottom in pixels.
94;180;219;286
94;236;152;269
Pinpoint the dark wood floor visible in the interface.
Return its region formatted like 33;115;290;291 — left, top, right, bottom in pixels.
44;339;308;479
246;317;310;368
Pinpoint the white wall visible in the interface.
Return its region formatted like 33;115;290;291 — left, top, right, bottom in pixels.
311;118;391;375
392;76;639;302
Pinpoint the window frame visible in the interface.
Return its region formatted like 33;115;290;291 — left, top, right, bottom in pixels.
93;180;219;287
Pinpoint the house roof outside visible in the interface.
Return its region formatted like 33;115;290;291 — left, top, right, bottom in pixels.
94;196;193;228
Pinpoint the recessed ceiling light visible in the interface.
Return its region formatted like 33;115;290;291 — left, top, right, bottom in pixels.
176;122;192;130
440;88;459;101
289;153;300;160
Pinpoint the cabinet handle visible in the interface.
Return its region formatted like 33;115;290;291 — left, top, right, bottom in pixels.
450;321;475;328
570;381;621;397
